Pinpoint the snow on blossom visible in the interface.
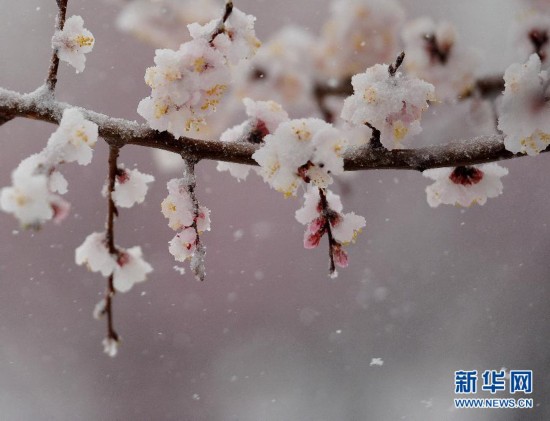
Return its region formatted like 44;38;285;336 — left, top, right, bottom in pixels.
498;54;550;155
116;0;219;49
162;177;211;266
102;337;119;358
0;174;53;228
233;27;317;116
316;0;405;78
106;166;155;208
113;246;153;293
47;108;99;166
341;62;435;150
75;232;116;276
401;18;479;101
423;164;509;207
1;110;98;228
188;7;261;64
253;118;348;196
217;98;289;180
138;38;231;136
513;12;550;63
75;232;153;292
168;228;197;262
51;15;94;73
295;187;365;248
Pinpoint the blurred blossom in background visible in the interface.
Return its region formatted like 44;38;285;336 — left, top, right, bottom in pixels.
0;0;549;420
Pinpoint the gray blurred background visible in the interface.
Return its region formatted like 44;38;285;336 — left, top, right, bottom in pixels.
0;1;548;420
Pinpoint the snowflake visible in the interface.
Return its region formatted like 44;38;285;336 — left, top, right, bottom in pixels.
498;54;550;155
423;164;509;207
341;61;435;150
316;0;405;78
51;15;94;73
402;18;479;101
253;119;348;196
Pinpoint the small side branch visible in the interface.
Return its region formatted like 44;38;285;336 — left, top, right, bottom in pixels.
182;158;207;281
45;0;69;93
105;145;120;344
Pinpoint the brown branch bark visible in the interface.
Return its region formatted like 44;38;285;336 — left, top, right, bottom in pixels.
0;87;548;172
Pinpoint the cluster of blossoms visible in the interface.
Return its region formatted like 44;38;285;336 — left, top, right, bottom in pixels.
75;232;153;293
296;187;366;275
316;0;405;78
423;164;509;208
116;0;219;49
401;18;479;101
498;54;550;155
217;97;289;180
161;174;211;279
138;4;260;137
233;27;317;117
341;61;436;150
0;108;97;228
253;118;348;196
51;15;94;73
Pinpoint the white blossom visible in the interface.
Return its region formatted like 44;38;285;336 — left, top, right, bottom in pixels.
295;187;365;248
217;98;289;181
423;164;509;207
47;108;99;166
188;7;261;64
168;228;197;262
498;54;550;155
316;0;405;78
75;232;116;276
253;119;348;196
109;166;155;208
51;15;94;73
102;337;119;358
402;18;479;101
138;38;231;136
513;12;550;63
341;62;435;150
116;0;219;49
113;246;153;293
232;27;317;116
0;174;53;227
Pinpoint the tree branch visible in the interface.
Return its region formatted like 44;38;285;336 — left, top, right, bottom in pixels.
0;87;548;172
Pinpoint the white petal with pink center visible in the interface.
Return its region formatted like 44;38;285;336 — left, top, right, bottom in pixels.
113;246;153;293
423;163;509;207
75;232;116;277
51;15;95;73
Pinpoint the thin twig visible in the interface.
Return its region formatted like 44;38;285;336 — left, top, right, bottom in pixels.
182;158;206;281
0;87;548;172
209;0;233;44
105;145;120;343
318;188;336;276
46;0;69;93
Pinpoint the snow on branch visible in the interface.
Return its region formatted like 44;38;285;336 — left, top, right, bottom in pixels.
0;87;546;171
